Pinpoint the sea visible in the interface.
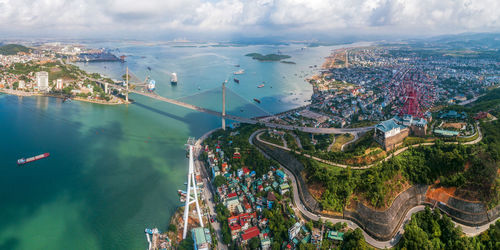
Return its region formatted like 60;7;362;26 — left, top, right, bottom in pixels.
0;41;368;250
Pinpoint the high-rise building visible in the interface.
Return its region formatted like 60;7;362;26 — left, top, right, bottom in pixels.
56;79;63;90
18;80;25;89
36;71;49;91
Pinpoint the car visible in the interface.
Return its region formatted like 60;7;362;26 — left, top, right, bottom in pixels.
210;218;215;223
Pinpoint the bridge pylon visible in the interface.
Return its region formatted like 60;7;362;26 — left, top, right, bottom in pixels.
125;67;129;103
182;137;204;239
222;81;226;130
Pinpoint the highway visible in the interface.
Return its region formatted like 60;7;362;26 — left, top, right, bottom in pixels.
106;82;372;134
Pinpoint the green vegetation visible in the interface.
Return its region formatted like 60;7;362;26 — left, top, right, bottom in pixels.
215;203;232;244
213;175;227;187
0;44;30;55
260;131;284;146
399;207;500;250
245;53;291;61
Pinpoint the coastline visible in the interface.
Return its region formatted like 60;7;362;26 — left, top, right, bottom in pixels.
0;88;129;105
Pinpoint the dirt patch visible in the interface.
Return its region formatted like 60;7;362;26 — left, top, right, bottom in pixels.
305;172;325;200
426;186;457;204
442;122;466;129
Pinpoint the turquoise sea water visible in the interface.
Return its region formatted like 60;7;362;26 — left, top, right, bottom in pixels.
0;42;364;250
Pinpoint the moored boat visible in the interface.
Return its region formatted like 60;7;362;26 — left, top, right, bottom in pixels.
253;98;261;104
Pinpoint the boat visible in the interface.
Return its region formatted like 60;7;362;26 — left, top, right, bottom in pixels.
234;78;240;83
234;69;245;75
253;98;261;104
235;64;240;67
257;84;265;88
171;73;178;85
147;66;152;71
147;79;156;92
17;153;50;165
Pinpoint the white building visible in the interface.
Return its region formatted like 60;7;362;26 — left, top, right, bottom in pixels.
56;79;63;90
18;80;25;89
36;71;49;91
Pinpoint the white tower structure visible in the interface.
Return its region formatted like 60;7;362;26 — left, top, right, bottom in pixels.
125;67;129;103
182;137;204;239
222;81;226;130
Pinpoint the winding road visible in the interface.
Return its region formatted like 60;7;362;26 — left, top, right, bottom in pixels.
248;129;495;248
255;122;483;170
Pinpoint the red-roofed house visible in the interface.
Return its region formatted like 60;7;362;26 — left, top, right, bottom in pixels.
241;226;260;243
229;223;242;239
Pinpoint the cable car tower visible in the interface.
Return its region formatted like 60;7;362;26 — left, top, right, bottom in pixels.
182;137;204;239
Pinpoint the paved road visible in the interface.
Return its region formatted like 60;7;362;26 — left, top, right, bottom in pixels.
255;122;483;170
248;129;494;248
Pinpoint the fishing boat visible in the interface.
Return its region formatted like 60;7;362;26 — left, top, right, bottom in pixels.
253;98;261;104
234;78;240;83
257;84;264;88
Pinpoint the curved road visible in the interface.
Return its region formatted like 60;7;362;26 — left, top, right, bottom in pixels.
255;122;483;170
248;129;495;248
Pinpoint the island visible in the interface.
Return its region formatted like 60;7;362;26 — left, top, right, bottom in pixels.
245;52;291;61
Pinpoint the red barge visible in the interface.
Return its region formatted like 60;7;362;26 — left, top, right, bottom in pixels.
17;153;50;165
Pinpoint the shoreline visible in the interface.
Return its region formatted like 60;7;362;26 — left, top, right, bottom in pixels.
0;89;129;105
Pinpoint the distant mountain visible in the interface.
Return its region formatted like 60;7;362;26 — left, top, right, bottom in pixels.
0;44;31;55
409;32;500;49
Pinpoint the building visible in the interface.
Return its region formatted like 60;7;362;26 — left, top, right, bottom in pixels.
192;227;210;250
36;71;49;91
56;79;63;90
288;222;302;241
374;115;428;150
241;226;260;244
374;119;409;151
18;80;25;89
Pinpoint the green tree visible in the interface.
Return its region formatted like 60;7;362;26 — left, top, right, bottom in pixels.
213;175;227;187
248;237;260;249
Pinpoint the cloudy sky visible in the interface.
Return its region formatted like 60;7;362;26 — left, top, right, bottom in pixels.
0;0;499;40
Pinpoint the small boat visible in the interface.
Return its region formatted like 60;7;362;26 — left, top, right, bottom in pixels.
234;78;240;83
253;98;261;104
257;84;264;88
147;66;152;71
171;73;178;85
17;153;50;165
235;64;240;67
234;69;245;75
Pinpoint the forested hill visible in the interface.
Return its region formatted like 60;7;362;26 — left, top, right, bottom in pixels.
0;44;31;55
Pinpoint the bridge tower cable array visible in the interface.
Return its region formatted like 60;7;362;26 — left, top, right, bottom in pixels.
222;81;226;130
182;138;204;239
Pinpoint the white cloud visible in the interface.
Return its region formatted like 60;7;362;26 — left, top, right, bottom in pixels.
0;0;498;39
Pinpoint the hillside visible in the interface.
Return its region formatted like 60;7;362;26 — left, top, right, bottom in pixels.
0;44;31;55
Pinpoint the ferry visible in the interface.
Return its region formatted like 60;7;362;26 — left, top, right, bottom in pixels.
257;84;265;88
171;73;178;85
253;98;261;104
234;69;245;75
234;78;240;83
17;153;50;165
147;79;156;92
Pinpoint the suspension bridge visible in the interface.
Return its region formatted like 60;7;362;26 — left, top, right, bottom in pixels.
95;69;373;134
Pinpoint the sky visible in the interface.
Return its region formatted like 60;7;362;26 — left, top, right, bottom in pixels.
0;0;499;41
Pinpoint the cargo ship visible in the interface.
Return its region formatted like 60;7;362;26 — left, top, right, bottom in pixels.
171;73;178;85
17;153;50;165
253;98;261;104
257;84;265;88
234;78;240;83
